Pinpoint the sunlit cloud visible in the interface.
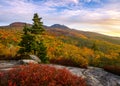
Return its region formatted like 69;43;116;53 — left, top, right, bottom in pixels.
0;0;120;37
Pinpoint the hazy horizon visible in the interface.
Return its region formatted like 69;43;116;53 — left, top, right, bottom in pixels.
0;0;120;37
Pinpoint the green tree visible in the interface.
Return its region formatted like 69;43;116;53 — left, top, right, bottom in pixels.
31;13;48;63
18;24;35;55
31;13;45;34
18;13;48;63
37;41;48;63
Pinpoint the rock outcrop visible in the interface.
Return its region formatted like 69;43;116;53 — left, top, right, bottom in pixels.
49;64;120;86
18;59;38;64
0;61;120;86
0;60;20;71
29;55;41;63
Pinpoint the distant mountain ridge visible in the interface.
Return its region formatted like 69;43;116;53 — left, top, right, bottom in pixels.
50;24;69;29
0;22;120;45
7;23;69;29
9;22;31;27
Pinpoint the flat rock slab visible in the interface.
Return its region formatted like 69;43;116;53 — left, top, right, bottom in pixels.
49;64;120;86
0;60;38;71
0;61;120;86
18;59;38;64
29;55;41;63
0;60;20;71
0;60;19;68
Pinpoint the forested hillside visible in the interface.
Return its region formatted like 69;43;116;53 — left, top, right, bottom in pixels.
0;22;120;68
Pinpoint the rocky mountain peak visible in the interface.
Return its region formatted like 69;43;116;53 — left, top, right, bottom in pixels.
50;24;69;29
9;22;31;27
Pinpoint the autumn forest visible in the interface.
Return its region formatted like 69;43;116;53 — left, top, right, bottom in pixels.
0;13;120;86
0;18;120;68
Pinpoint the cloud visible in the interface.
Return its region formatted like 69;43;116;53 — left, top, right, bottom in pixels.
0;0;119;25
71;0;79;4
0;0;36;24
0;0;119;37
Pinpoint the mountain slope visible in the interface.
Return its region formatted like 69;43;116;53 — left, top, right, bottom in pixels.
9;22;31;27
0;22;120;45
0;22;120;68
50;24;69;29
49;24;120;45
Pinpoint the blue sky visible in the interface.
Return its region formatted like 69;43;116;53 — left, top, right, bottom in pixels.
0;0;120;37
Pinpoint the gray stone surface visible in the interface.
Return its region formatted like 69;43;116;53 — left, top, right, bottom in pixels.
49;64;120;86
29;55;41;63
0;61;120;86
0;60;20;71
18;59;38;64
0;60;38;71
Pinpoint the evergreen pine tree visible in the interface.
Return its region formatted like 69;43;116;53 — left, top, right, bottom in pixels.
18;24;35;55
31;13;48;63
18;13;48;63
37;41;48;63
31;13;45;34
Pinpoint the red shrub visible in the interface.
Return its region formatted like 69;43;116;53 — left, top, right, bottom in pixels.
103;65;120;76
50;58;87;68
0;64;86;86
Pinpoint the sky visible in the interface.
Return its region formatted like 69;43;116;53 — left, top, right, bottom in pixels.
0;0;120;37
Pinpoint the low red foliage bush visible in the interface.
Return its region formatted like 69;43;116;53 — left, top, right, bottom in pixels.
103;65;120;76
0;64;86;86
50;58;87;68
